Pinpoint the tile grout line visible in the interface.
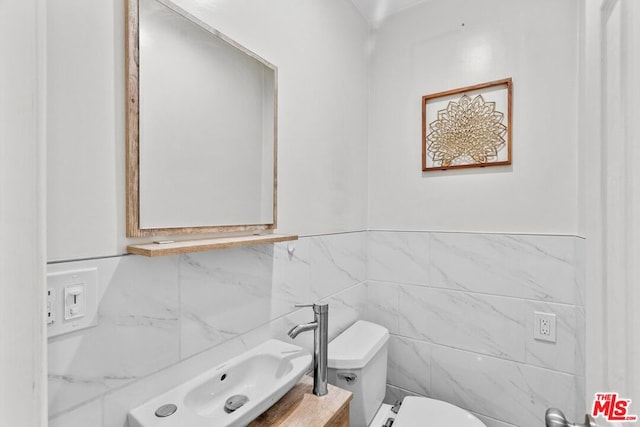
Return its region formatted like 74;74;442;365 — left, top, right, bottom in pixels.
367;278;582;308
389;332;581;378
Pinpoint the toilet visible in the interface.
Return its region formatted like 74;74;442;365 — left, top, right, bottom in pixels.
327;320;486;427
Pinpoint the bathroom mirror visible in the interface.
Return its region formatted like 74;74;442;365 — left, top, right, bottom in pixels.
126;0;277;237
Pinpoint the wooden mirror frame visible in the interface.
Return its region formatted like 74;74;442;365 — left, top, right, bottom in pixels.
125;0;278;238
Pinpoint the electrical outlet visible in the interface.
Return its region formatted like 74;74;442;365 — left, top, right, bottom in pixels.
534;311;556;342
540;318;550;335
46;288;56;325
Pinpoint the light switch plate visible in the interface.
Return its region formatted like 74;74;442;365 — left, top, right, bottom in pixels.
47;268;98;338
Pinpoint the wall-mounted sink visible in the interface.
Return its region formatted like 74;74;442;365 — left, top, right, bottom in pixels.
128;339;312;427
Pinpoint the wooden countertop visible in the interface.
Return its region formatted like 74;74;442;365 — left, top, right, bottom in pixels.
249;375;353;427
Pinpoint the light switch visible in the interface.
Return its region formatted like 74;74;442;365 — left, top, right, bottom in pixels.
64;284;85;320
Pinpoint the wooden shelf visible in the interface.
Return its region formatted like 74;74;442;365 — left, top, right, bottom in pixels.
248;375;352;427
126;234;298;257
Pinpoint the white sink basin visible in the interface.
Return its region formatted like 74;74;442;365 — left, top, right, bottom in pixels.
128;339;312;427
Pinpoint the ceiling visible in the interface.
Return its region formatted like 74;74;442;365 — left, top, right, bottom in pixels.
349;0;431;23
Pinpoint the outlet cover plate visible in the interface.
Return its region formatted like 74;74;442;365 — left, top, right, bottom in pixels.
46;288;56;325
47;268;98;338
533;311;556;342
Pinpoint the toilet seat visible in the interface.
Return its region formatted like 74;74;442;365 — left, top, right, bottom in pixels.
393;397;485;426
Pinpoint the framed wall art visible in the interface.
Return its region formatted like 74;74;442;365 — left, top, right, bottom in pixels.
422;78;512;171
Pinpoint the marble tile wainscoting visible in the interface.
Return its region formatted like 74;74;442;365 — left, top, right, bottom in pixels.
48;232;367;427
48;230;586;427
365;231;586;427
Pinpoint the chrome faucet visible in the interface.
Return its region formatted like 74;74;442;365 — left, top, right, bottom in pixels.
287;303;329;396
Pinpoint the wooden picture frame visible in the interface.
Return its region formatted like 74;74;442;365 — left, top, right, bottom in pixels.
422;78;512;171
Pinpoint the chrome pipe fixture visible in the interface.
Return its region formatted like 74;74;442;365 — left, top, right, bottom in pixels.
287;303;329;396
545;408;597;427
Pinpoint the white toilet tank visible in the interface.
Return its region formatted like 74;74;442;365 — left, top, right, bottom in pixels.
327;321;389;427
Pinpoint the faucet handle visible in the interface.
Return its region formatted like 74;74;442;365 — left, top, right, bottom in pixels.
294;303;329;314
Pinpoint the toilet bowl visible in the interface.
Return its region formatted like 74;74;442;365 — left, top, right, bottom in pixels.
327;320;486;427
390;396;486;426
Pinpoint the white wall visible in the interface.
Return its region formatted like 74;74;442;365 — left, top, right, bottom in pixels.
368;0;580;235
583;0;640;407
46;0;122;260
47;0;369;261
0;0;47;425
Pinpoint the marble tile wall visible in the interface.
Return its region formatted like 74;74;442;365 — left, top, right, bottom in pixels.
49;230;585;427
47;232;367;426
365;231;586;427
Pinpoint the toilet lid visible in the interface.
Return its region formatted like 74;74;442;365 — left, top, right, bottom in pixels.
393;397;486;427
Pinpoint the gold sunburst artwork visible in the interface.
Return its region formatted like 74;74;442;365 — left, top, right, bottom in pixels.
422;78;512;171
